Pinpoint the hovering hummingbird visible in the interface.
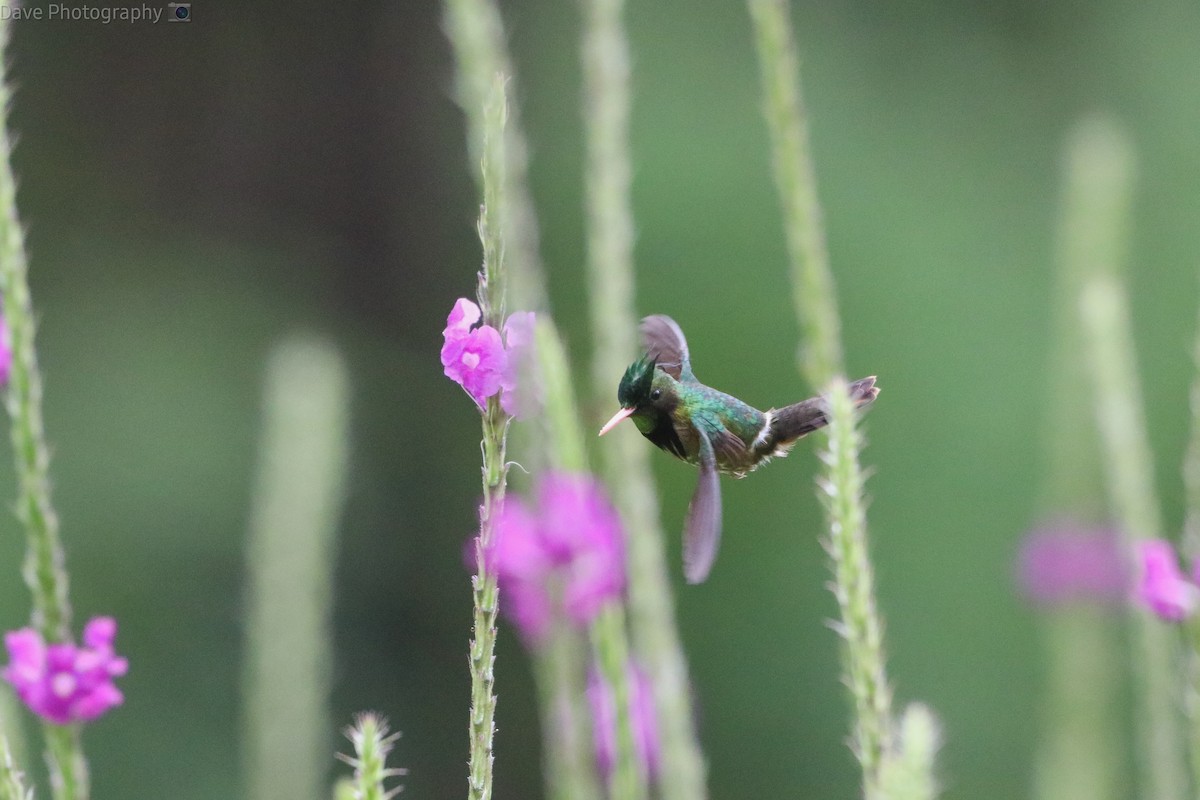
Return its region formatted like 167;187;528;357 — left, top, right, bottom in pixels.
599;315;879;584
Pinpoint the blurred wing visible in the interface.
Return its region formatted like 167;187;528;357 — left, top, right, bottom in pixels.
640;315;694;381
683;428;723;584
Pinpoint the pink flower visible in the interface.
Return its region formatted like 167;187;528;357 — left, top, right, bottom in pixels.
0;314;10;385
441;299;536;415
1016;522;1128;606
588;662;660;781
441;298;508;409
500;311;537;417
482;472;626;643
1136;540;1199;621
3;616;128;724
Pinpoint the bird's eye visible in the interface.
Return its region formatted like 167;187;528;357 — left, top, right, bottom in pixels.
650;389;662;401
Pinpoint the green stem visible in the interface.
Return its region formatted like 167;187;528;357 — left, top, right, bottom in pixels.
1184;290;1200;795
466;76;514;800
0;4;68;652
821;378;893;794
533;622;602;800
580;0;707;795
532;317;603;800
243;336;348;800
338;714;405;800
590;606;647;800
1029;118;1134;800
0;6;88;799
747;0;842;389
1080;274;1186;800
1069;118;1183;800
0;736;33;800
748;2;909;795
443;0;545;313
1032;610;1123;800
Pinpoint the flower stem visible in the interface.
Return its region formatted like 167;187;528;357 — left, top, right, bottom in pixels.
820;377;892;793
337;713;405;800
1029;118;1134;800
0;736;33;800
580;0;707;795
443;0;545;313
1073;118;1186;800
590;605;647;800
1184;294;1200;795
1081;276;1185;800
243;336;349;800
533;622;602;800
532;317;603;800
465;76;514;800
536;319;588;475
746;0;842;391
0;7;87;799
748;2;914;795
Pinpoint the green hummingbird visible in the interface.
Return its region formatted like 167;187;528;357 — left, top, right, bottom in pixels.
599;315;879;584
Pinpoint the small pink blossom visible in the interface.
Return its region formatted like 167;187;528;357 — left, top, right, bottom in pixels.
445;325;508;408
3;616;128;725
588;662;660;780
500;311;537;417
1137;539;1200;621
1016;522;1128;606
0;314;10;385
441;298;536;415
481;472;626;643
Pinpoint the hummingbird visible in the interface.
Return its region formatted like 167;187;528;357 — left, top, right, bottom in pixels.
598;315;879;584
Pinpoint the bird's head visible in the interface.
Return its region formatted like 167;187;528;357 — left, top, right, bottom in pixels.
599;355;673;436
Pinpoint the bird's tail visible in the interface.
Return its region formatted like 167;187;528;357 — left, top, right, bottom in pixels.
762;376;879;452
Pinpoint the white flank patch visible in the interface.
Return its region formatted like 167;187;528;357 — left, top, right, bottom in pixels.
752;410;774;450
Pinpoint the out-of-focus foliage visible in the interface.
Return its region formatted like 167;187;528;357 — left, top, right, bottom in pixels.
0;1;1197;797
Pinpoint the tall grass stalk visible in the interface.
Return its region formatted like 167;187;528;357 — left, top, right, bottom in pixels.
464;75;515;800
1081;275;1185;800
1028;118;1134;800
0;738;32;800
532;318;603;800
748;1;919;795
443;0;545;312
589;607;647;800
537;316;644;799
0;6;87;797
335;714;405;800
532;624;600;800
746;0;841;390
1183;297;1200;792
580;0;707;796
1032;611;1123;800
1073;118;1186;800
242;336;349;800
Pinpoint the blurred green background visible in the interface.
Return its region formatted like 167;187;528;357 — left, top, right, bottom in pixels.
0;0;1198;797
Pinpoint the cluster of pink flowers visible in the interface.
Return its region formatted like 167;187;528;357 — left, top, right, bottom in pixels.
483;472;626;643
1016;522;1128;606
588;662;660;781
3;616;128;724
1018;523;1200;623
440;298;535;415
1135;539;1200;621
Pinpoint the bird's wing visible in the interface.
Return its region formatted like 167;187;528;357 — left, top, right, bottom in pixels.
712;427;749;468
640;315;695;381
683;427;723;584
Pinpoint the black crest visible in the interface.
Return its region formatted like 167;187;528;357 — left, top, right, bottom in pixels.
617;355;656;408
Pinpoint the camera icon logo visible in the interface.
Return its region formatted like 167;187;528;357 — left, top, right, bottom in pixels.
167;3;190;22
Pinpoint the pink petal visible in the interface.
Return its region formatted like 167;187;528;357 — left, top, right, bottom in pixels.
1137;539;1198;621
445;298;481;336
